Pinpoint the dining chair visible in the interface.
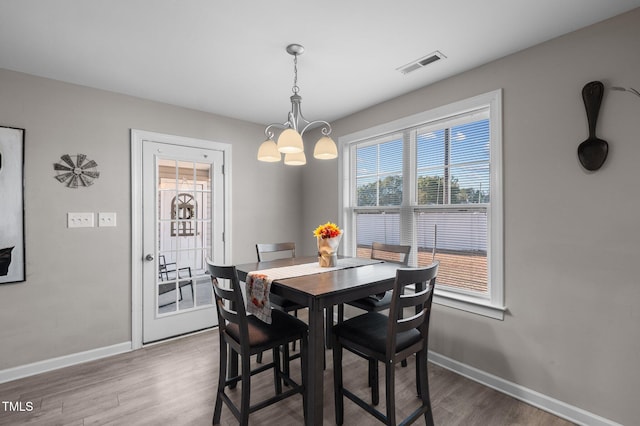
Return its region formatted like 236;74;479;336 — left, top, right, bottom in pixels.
338;242;411;321
207;261;308;426
255;242;305;369
336;242;412;378
255;242;303;316
332;262;438;426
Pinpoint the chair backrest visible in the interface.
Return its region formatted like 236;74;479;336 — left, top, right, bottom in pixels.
370;242;411;266
206;260;250;350
386;262;439;358
256;242;296;262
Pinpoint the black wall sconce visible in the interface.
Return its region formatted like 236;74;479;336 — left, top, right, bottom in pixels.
578;81;608;171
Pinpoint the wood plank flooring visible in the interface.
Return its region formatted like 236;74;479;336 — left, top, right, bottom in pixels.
0;329;574;425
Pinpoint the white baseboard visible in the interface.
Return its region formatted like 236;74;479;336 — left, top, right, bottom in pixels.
427;351;621;426
0;342;132;384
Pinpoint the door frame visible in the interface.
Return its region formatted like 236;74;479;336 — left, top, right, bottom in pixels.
131;129;232;349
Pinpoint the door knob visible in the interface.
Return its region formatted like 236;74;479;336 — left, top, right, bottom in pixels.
145;254;154;261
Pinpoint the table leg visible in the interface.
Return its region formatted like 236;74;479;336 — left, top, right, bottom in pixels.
306;301;325;425
325;306;333;349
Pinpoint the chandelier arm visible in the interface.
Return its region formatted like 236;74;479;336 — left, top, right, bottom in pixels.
264;122;290;139
300;120;332;137
294;98;331;135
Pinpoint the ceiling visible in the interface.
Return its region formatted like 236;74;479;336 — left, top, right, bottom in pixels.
1;1;639;126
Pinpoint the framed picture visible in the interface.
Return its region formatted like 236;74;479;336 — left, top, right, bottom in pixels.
0;126;25;284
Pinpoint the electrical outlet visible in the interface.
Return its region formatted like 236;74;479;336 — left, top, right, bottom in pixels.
98;212;117;227
67;212;94;228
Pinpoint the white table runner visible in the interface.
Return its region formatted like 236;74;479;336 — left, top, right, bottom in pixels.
251;257;381;281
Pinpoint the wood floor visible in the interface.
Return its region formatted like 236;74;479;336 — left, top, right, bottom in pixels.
0;328;574;426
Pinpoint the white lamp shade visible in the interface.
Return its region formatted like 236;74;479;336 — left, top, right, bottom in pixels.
257;139;281;162
277;128;304;153
284;151;306;166
313;136;338;160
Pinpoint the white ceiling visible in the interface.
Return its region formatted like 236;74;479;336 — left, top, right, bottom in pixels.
1;1;639;125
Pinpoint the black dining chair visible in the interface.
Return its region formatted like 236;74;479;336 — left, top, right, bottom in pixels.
337;242;411;322
335;242;412;380
207;261;308;426
255;242;305;369
255;243;305;318
332;262;438;426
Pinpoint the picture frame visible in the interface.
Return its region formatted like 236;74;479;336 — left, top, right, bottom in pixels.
0;125;26;284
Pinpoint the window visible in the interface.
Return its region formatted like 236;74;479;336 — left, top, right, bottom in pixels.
171;193;196;236
340;90;504;319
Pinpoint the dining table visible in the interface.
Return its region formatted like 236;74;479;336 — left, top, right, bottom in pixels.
234;255;401;426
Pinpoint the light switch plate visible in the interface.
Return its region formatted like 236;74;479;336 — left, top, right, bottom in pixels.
98;212;117;227
68;212;94;228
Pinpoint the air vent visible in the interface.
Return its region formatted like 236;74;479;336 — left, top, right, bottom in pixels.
397;51;446;75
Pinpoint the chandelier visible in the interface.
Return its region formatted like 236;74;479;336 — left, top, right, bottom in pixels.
257;44;337;165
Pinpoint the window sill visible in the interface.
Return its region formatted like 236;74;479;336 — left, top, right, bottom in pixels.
434;290;506;320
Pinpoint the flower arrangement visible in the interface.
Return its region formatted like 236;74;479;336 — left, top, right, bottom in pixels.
314;222;342;267
313;222;342;239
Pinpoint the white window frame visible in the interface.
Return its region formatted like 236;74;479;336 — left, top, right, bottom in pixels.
339;90;505;319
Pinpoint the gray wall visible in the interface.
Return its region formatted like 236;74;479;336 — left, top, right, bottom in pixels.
0;68;305;368
302;8;640;425
1;7;639;425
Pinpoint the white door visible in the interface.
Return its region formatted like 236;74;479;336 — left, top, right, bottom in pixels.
139;137;225;343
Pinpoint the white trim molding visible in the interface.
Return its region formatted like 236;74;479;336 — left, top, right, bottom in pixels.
130;129;232;349
0;342;131;384
428;351;622;426
339;89;505;320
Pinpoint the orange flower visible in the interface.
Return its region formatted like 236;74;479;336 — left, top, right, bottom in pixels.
313;222;342;239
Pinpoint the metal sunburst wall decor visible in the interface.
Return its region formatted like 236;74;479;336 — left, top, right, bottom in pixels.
53;154;100;188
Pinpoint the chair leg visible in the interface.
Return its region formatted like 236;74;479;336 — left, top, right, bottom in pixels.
291;310;298;351
416;354;421;398
332;339;345;426
212;337;227;425
240;353;251;426
228;348;238;389
385;361;396;426
416;351;426;398
273;347;283;395
370;358;379;406
337;303;345;323
282;344;290;387
256;351;263;363
417;350;434;426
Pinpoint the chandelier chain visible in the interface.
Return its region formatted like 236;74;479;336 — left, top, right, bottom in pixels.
292;54;299;94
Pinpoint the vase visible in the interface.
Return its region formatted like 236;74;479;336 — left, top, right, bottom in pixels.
317;235;341;267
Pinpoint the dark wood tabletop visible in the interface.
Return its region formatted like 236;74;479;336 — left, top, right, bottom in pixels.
235;256;400;426
236;256;400;306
